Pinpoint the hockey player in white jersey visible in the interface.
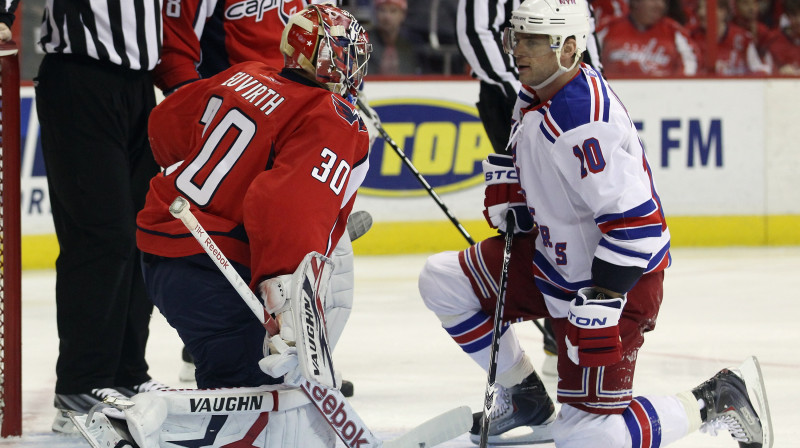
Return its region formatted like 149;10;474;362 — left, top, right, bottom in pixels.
418;0;773;446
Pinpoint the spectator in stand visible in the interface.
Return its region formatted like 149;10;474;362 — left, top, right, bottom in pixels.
668;0;690;25
368;0;421;74
599;0;699;76
734;0;775;57
405;0;465;74
691;0;772;74
592;0;629;27
764;0;800;73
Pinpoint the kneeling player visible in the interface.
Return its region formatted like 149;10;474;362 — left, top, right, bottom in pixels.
418;0;772;446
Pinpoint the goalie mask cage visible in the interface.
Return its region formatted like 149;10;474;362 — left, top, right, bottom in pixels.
0;42;22;437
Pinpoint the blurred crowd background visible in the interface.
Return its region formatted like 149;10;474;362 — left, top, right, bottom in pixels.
343;0;800;77
13;0;800;81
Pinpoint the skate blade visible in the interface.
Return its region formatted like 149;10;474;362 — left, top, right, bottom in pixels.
469;422;554;446
736;356;773;448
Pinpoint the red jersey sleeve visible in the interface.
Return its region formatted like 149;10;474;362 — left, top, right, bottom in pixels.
153;0;211;92
243;94;369;285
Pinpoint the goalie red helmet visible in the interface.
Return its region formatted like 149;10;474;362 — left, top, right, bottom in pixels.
281;4;371;98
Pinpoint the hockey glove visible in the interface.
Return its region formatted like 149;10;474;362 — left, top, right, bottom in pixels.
257;274;296;341
259;335;302;387
565;287;627;367
482;154;534;234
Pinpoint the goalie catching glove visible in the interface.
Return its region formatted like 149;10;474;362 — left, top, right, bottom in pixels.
565;287;627;367
482;154;534;234
255;252;337;388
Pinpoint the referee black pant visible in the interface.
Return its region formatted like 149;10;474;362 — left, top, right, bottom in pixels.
35;53;160;394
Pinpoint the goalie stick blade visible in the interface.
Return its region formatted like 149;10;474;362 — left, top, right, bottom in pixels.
382;406;472;448
737;356;773;448
347;210;373;241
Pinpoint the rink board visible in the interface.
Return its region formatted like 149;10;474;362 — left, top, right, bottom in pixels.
19;79;800;267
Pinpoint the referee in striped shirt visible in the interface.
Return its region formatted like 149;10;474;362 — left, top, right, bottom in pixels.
35;1;168;432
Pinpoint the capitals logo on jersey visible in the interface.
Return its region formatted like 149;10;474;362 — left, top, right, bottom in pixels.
331;96;365;131
225;0;305;23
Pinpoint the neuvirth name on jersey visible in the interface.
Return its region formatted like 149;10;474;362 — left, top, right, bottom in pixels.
221;71;286;115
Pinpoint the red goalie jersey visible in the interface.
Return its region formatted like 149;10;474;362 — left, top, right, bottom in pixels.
137;61;370;286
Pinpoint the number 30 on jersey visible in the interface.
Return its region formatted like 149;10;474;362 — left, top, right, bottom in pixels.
311;148;351;195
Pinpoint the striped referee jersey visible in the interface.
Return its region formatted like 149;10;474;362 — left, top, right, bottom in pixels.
457;0;522;97
38;0;163;71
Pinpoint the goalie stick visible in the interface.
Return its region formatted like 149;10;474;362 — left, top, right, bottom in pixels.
168;197;279;337
170;196;472;447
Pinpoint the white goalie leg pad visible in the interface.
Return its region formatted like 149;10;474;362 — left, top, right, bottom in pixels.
150;402;334;448
122;385;314;448
327;232;354;350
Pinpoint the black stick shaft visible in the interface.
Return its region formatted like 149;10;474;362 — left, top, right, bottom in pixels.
357;98;475;245
479;213;515;448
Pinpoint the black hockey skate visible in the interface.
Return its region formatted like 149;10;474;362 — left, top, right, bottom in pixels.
469;371;555;445
692;356;773;447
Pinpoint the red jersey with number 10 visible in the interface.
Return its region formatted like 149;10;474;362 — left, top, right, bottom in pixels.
137;61;370;286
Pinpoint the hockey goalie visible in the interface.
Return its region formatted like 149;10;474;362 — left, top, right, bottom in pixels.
70;247;468;446
70;3;379;447
68;4;474;446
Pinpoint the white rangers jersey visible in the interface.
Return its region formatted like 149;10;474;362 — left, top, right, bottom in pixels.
510;64;670;317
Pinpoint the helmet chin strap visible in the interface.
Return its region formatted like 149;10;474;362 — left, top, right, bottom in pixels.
530;50;581;90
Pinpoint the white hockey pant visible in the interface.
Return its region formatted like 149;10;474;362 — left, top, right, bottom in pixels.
327;232;354;350
418;250;525;376
553;394;698;448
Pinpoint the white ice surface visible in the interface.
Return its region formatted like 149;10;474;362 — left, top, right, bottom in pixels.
3;247;797;447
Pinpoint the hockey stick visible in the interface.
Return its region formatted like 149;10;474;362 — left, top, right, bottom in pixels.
168;197;280;336
357;98;476;246
357;100;552;343
479;213;515;448
169;196;471;447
